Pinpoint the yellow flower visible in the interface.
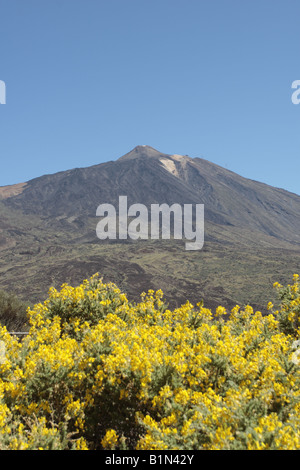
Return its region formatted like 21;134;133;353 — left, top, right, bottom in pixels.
215;306;227;317
101;429;118;449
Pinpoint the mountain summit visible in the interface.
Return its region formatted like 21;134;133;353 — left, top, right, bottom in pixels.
1;145;300;311
118;145;169;161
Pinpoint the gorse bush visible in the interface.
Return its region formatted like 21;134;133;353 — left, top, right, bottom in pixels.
0;274;300;450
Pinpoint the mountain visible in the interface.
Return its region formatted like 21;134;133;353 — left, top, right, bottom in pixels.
1;145;300;313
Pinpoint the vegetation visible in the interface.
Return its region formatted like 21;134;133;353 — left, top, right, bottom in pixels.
0;290;28;331
0;274;300;450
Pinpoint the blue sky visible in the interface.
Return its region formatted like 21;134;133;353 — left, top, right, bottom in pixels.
0;0;299;195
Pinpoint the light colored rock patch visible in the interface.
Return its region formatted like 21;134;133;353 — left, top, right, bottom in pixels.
159;158;179;177
170;154;186;161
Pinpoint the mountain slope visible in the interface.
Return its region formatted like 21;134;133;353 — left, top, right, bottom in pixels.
0;145;300;312
3;145;300;246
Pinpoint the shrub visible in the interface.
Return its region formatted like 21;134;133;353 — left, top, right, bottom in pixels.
0;290;28;331
0;273;300;450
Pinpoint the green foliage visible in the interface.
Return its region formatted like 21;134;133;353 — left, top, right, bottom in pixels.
272;275;300;337
0;290;28;331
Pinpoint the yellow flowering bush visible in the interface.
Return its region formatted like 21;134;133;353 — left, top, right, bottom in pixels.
0;273;300;449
